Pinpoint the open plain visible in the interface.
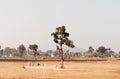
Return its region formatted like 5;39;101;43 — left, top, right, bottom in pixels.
0;60;120;79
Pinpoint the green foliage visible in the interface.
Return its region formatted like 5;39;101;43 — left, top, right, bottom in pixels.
29;44;39;56
96;46;107;54
88;46;94;53
17;44;26;57
51;26;75;48
96;46;111;57
29;44;38;51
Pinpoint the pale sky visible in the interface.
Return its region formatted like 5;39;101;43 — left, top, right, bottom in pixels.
0;0;120;52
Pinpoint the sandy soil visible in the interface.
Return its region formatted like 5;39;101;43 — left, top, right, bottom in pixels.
0;60;120;79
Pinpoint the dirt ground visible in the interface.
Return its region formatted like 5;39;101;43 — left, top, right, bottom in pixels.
0;60;120;79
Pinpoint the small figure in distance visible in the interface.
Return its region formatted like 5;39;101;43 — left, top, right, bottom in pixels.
37;63;41;66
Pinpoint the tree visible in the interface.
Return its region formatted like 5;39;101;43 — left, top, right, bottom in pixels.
4;47;17;57
0;45;3;57
107;48;115;57
88;46;94;53
96;46;106;54
51;26;75;68
29;44;39;60
87;46;94;57
17;44;26;57
96;46;110;57
4;47;12;55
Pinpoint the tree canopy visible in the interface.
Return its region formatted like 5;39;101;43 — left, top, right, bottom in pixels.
96;46;111;55
88;46;94;53
17;44;26;57
51;26;75;48
29;44;39;56
29;44;38;51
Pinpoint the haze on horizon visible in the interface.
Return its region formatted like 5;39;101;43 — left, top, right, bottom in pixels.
0;0;120;52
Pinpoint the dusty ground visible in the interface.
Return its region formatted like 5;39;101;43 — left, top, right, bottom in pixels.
0;60;120;79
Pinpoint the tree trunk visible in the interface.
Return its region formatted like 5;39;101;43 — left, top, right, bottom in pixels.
34;51;37;61
60;44;64;68
61;52;64;68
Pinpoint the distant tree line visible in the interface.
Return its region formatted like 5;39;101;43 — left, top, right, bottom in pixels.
0;45;120;58
0;44;40;58
84;46;119;58
0;26;120;60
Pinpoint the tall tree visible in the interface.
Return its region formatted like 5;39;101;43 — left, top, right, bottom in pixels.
29;44;39;60
88;46;94;56
17;44;26;57
51;26;75;68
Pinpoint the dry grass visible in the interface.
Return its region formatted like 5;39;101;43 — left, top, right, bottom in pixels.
0;60;120;79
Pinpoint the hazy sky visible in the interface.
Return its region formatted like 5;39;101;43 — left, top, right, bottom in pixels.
0;0;120;52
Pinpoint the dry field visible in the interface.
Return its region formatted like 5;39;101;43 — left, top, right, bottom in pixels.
0;60;120;79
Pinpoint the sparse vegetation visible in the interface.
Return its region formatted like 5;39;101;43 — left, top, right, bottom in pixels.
0;27;119;79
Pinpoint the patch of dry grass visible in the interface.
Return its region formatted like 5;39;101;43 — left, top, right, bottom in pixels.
0;60;120;79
